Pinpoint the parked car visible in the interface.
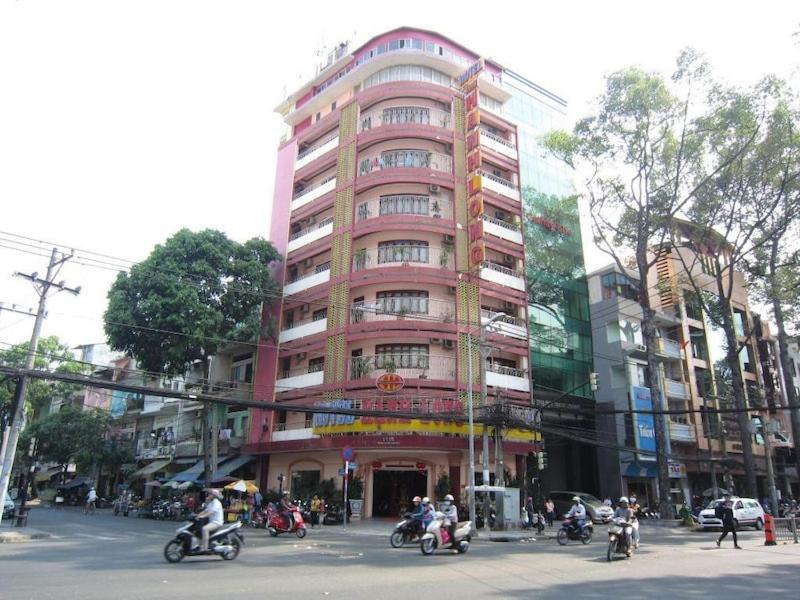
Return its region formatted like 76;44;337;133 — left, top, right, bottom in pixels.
3;492;15;520
697;497;765;531
549;491;614;523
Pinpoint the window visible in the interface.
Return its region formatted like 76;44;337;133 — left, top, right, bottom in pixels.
315;112;321;122
376;290;429;315
312;308;327;322
600;272;639;301
379;194;429;216
377;240;429;264
308;357;324;373
619;319;643;345
380;149;431;169
331;101;337;111
362;65;451;90
375;344;429;369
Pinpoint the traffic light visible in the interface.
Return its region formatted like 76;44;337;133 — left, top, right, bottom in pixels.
537;451;548;470
589;372;599;392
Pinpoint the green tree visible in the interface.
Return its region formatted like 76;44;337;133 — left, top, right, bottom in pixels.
0;336;89;426
103;228;281;483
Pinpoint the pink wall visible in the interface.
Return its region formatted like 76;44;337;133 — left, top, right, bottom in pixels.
248;140;298;448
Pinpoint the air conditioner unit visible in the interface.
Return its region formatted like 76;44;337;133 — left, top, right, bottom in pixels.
447;286;457;295
299;304;310;313
503;301;515;310
429;184;441;194
503;254;514;264
495;211;506;220
296;352;307;361
443;339;455;349
635;344;647;353
303;258;313;268
429;338;443;345
443;234;455;244
307;216;317;225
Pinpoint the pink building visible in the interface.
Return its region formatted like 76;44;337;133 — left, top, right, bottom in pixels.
245;28;539;517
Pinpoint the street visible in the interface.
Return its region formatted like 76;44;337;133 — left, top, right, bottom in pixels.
2;508;799;599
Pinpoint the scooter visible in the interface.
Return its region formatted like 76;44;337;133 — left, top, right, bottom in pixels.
267;504;307;538
420;513;472;555
163;517;244;562
556;517;593;545
390;512;424;548
606;517;633;561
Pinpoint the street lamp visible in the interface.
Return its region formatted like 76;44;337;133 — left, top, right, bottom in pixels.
466;311;505;532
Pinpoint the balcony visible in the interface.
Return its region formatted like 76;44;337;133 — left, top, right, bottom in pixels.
359;150;453;176
481;310;527;340
279;316;328;343
485;363;530;392
352;245;454;272
479;129;517;160
287;217;334;253
359;106;453;132
356;195;453;222
664;378;688;400
291;176;336;212
272;423;318;442
350;298;455;325
276;366;325;391
349;354;455;381
669;419;696;442
136;438;174;460
481;214;523;245
295;132;339;171
283;263;331;296
657;338;683;360
479;170;520;202
479;261;525;291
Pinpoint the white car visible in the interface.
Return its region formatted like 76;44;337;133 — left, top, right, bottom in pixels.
697;497;765;531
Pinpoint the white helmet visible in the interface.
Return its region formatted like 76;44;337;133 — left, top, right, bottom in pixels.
619;496;629;505
422;496;430;504
572;496;581;503
444;494;454;502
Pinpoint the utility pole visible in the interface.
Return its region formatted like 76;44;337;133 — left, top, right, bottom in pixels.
0;248;80;525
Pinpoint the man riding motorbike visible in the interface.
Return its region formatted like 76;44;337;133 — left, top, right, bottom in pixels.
441;494;458;543
565;496;586;534
614;496;634;556
197;488;224;552
279;491;296;530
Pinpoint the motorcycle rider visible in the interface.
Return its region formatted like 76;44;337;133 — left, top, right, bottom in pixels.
279;491;297;530
565;496;586;535
628;495;641;548
441;494;458;545
197;488;224;552
410;496;424;533
421;496;435;529
614;497;634;556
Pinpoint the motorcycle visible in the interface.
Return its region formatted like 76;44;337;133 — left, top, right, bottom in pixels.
390;512;425;548
606;517;633;561
267;504;307;538
163;516;244;562
520;510;546;533
113;496;132;517
420;513;472;555
556;517;593;545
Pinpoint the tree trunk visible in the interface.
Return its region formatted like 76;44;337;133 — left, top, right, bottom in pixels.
202;356;212;487
719;299;758;498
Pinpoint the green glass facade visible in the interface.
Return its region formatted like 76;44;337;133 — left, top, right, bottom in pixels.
502;71;593;399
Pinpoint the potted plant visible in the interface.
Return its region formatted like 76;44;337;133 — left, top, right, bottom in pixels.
354;248;368;271
383;358;397;373
439;243;452;268
435;474;451;502
352;356;371;379
431;200;441;218
347;475;364;521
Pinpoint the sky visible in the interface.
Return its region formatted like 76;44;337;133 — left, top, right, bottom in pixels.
0;0;798;355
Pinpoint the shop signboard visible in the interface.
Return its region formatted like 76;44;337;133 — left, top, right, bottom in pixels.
376;372;404;393
632;385;656;459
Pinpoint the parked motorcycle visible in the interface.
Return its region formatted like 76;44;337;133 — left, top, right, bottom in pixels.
163;516;244;562
556;517;593;545
606;517;633;561
113;496;131;516
420;513;472;555
390;512;424;548
267;504;307;538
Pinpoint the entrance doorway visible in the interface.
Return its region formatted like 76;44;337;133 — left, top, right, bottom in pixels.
372;470;427;517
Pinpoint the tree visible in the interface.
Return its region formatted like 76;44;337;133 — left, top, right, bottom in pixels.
104;228;281;483
0;336;89;427
544;50;766;516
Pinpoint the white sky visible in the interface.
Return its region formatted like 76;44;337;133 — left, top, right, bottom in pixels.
0;0;798;354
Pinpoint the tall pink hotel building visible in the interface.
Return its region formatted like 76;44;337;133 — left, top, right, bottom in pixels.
244;28;581;517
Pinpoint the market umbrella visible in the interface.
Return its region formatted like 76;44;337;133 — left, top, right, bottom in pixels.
178;481;194;490
144;480;162;488
161;480;180;489
224;480;248;493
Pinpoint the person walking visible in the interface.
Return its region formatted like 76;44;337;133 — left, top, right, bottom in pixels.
310;495;322;528
544;498;555;527
525;496;535;529
716;494;741;549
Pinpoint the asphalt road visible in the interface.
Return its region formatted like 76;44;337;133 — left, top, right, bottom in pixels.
1;507;799;600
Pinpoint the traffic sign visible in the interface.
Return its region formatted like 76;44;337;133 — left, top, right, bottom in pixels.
338;468;346;476
347;462;357;470
341;446;355;461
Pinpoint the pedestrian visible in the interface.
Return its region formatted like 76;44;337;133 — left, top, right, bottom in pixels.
254;489;263;511
544;497;555;527
525;496;535;528
716;493;741;549
310;495;322;528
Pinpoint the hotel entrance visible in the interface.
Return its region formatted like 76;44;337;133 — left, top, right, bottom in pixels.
371;468;428;517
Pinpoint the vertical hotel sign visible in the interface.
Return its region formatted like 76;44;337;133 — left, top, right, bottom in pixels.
460;59;485;268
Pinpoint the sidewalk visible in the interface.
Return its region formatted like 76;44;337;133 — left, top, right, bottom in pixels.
0;525;52;543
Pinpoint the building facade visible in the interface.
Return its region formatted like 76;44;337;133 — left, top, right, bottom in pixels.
245;28;566;517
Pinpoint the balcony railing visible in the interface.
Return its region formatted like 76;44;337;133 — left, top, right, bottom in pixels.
481;214;523;245
658;338;682;359
297;131;339;160
289;217;334;242
359;150;453;176
352;246;454;272
480;129;514;149
359;106;452;132
350;298;456;324
479;169;520;202
283;263;331;296
291;175;337;212
665;378;688;400
485;362;527;379
356;195;453;222
479;260;525;291
484;362;530;392
669;419;696;442
279;314;328;343
276;362;325;390
349;354;456;381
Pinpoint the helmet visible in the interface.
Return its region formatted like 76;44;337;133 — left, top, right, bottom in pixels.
412;496;421;503
422;496;430;505
619;496;629;505
206;488;222;499
572;496;581;503
444;494;454;502
282;491;290;497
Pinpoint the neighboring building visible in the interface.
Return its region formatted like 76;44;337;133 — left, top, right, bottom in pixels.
247;27;561;517
589;219;793;508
